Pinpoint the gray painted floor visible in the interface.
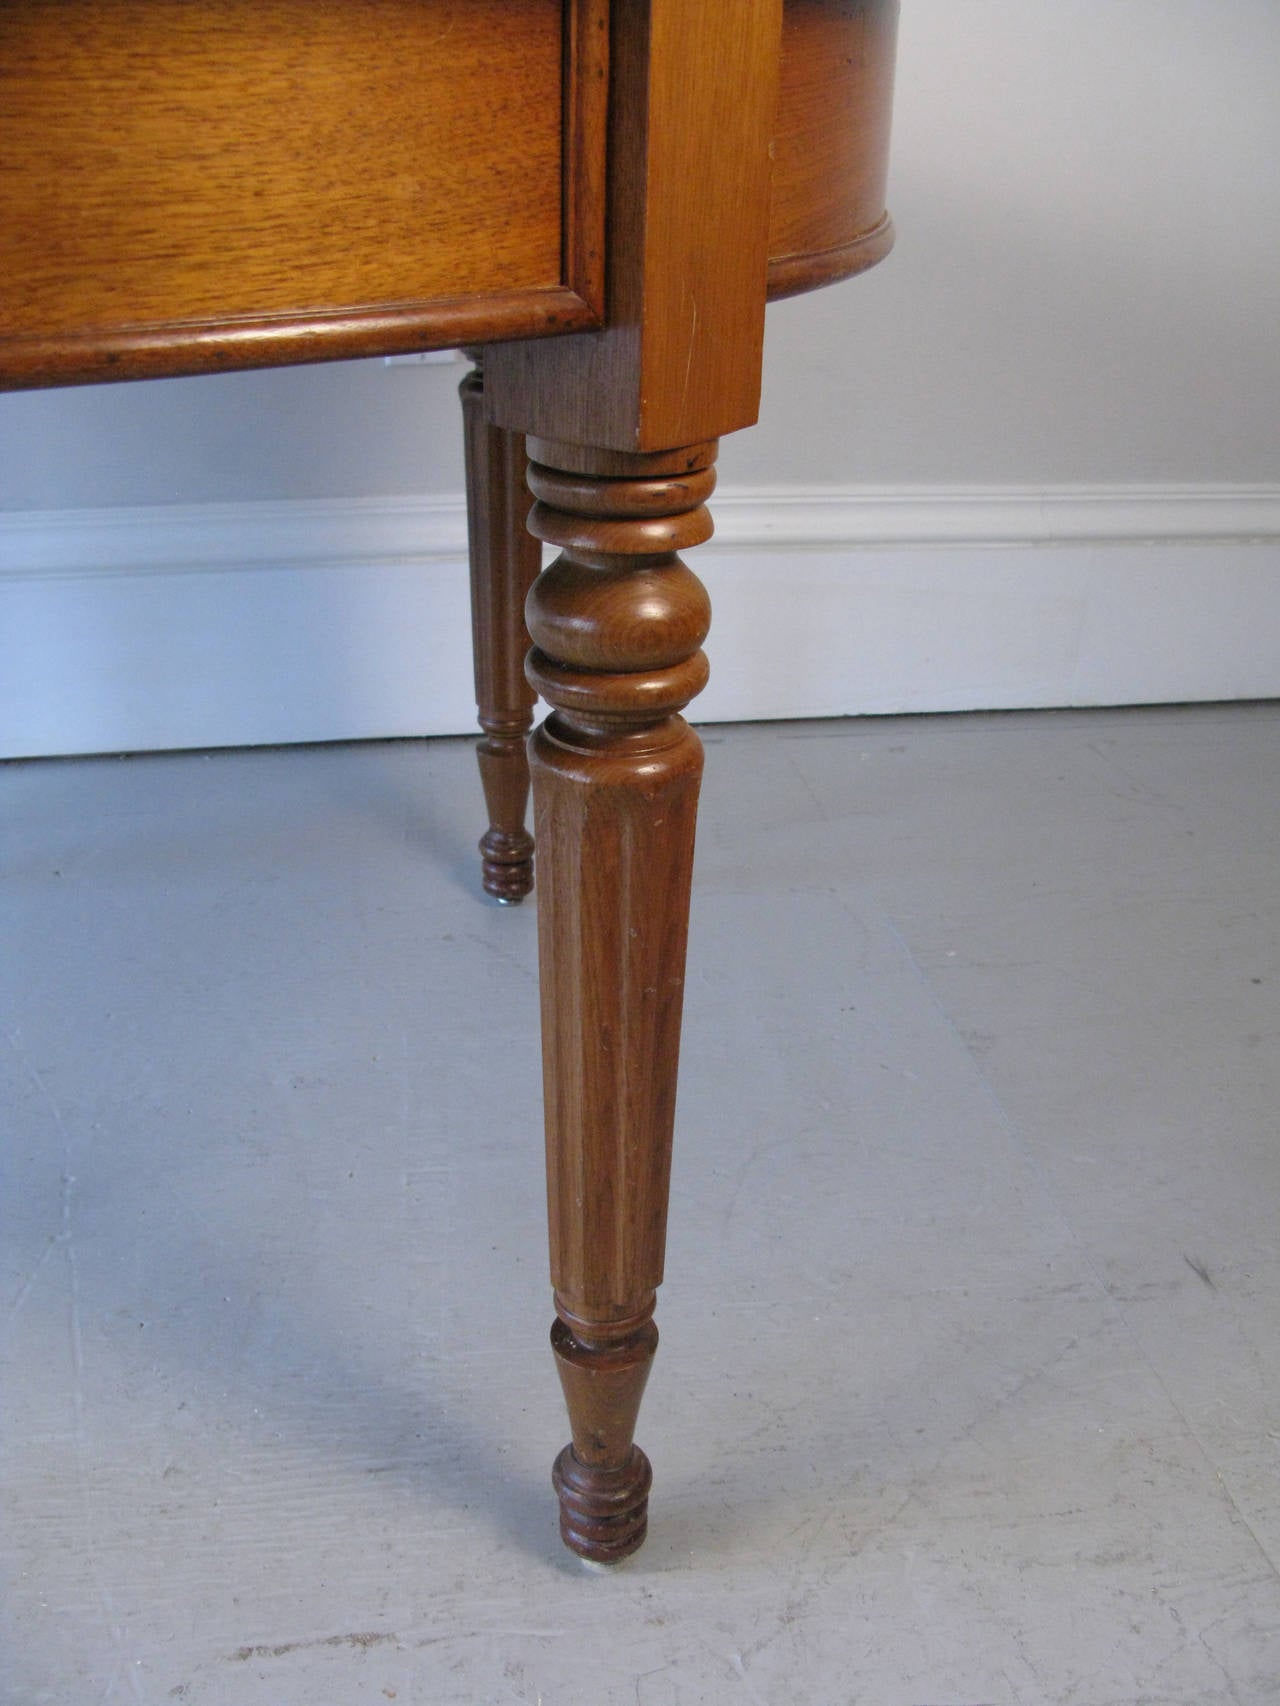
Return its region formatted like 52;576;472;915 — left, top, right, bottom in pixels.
4;707;1280;1706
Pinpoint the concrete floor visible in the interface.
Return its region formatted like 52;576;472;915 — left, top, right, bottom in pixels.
3;706;1280;1705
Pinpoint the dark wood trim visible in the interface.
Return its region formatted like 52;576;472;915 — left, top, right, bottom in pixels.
563;0;611;317
767;214;896;303
0;287;600;393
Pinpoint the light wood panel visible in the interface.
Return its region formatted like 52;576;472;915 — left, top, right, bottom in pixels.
0;0;593;384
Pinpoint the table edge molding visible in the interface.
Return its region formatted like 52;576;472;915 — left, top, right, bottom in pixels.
0;287;601;393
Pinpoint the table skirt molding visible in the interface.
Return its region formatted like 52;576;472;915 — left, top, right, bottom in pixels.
4;483;1280;759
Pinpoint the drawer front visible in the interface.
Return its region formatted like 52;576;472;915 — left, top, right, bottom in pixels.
0;0;594;385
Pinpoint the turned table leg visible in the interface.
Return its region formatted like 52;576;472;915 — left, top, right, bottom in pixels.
460;354;540;903
479;0;780;1561
522;435;716;1562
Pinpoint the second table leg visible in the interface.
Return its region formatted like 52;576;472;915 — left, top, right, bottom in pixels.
460;355;540;903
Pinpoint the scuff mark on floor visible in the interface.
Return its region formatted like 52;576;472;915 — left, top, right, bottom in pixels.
231;1631;398;1661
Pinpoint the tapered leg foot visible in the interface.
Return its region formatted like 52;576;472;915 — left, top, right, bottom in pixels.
460;355;540;902
475;727;535;903
550;1310;659;1562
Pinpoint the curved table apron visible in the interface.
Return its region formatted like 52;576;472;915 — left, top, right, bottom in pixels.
1;0;898;1564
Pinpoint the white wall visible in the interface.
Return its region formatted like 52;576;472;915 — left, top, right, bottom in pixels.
3;0;1279;756
743;0;1280;490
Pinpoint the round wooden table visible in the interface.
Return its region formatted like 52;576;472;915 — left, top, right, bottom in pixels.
0;0;898;1564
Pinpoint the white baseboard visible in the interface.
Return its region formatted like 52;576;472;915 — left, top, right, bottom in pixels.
3;486;1279;758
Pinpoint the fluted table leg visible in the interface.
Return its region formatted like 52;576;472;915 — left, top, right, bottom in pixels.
522;435;716;1562
460;354;540;902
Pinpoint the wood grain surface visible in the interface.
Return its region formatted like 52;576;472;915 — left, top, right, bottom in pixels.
0;0;897;387
0;0;578;382
486;0;783;451
768;0;899;298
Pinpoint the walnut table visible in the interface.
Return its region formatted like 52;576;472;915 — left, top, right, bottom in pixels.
0;0;898;1564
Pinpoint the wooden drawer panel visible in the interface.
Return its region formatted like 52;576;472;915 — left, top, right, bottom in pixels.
0;0;579;382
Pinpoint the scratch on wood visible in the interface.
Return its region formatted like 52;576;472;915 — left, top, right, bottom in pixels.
677;294;699;432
